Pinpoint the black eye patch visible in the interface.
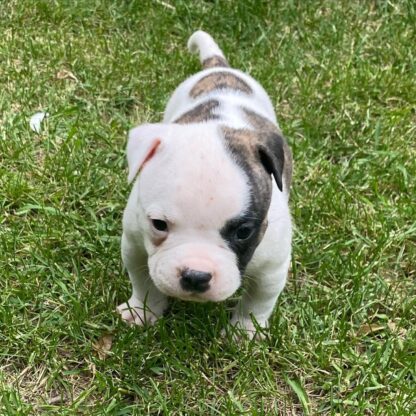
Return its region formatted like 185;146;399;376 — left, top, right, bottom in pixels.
220;216;263;273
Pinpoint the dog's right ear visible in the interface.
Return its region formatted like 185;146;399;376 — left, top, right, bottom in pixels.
126;123;165;184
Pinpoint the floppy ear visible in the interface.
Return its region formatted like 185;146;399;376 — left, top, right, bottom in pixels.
258;132;285;192
126;123;164;183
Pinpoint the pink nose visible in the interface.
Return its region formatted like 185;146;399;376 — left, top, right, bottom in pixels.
180;258;214;276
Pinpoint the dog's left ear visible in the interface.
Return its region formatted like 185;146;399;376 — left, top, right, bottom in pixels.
258;132;285;192
126;123;166;183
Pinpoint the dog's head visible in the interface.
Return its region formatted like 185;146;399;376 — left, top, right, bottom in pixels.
126;122;286;302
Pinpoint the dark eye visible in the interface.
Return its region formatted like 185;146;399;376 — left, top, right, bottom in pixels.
151;219;168;232
235;224;254;241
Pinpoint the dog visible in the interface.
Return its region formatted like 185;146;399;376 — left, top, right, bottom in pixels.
117;31;292;338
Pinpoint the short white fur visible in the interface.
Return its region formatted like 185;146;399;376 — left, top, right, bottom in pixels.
117;31;292;338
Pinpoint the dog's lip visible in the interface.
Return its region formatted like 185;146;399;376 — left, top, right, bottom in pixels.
155;281;233;302
177;290;231;303
177;292;207;302
156;284;207;302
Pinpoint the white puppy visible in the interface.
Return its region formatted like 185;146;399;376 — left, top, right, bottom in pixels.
117;31;292;337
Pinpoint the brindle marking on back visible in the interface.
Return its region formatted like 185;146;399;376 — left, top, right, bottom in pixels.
243;108;292;191
190;72;252;99
202;55;230;69
174;100;220;124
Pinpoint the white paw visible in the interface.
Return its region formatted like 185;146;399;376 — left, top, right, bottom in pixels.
116;298;160;326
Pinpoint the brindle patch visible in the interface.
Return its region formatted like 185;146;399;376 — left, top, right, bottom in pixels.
190;72;252;99
222;126;274;213
220;127;275;271
202;55;230;69
243;108;278;132
174;100;220;124
243;108;292;191
220;122;289;272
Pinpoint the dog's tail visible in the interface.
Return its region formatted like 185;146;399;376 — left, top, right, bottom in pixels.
188;30;230;69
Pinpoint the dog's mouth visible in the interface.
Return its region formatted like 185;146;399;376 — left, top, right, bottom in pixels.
152;279;210;302
176;287;234;303
161;286;221;303
179;294;208;303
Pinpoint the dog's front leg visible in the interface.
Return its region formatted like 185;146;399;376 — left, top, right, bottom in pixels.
117;232;168;326
229;256;290;339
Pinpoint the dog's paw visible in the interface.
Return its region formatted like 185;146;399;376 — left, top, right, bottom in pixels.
224;316;268;341
116;298;160;327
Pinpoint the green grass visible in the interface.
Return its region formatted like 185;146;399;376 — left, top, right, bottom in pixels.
1;0;415;414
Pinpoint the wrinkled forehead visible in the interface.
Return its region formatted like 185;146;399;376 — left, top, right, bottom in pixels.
138;133;250;229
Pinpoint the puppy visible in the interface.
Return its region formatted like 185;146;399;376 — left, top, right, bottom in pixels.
117;31;292;337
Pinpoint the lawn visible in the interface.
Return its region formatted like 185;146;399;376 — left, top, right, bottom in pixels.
1;0;415;414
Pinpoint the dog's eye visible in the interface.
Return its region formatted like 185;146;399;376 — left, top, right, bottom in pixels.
235;224;254;241
151;219;168;232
